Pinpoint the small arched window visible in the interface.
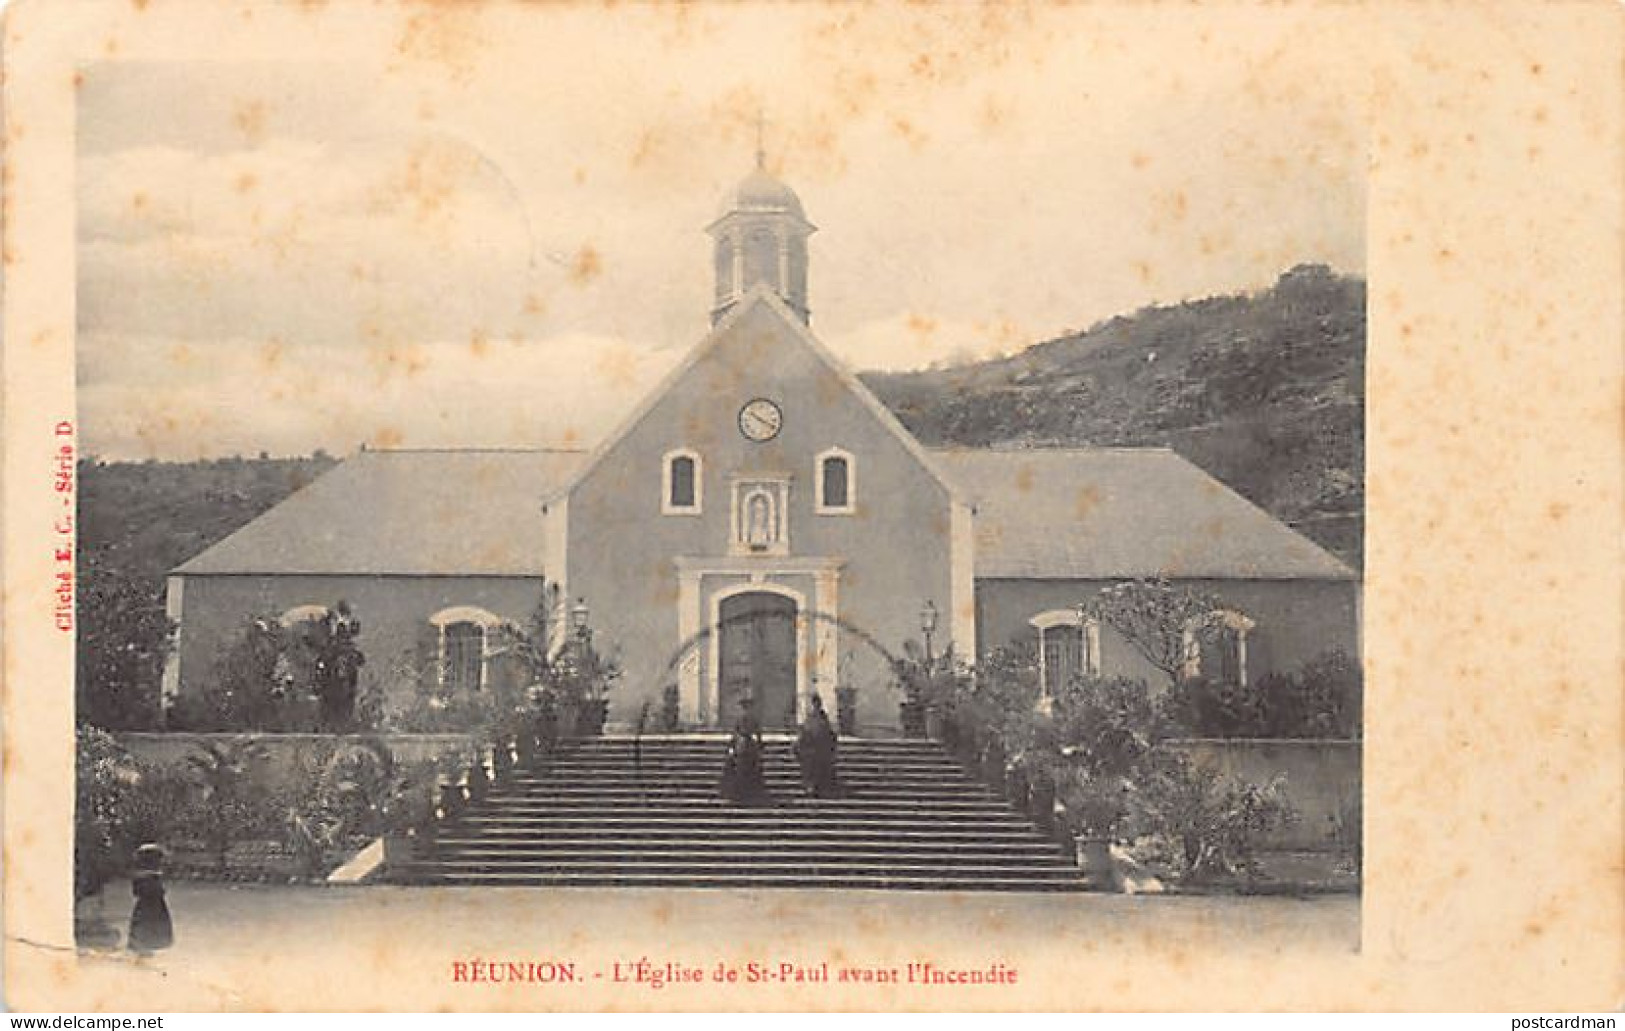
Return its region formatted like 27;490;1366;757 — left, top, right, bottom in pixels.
662;449;702;514
1182;609;1256;684
1029;610;1102;697
430;605;502;693
815;447;856;514
442;622;485;693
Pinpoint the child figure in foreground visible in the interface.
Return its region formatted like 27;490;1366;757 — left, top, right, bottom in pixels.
127;843;173;955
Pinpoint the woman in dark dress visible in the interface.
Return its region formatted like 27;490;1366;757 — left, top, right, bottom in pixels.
127;843;173;955
719;711;768;805
796;694;840;798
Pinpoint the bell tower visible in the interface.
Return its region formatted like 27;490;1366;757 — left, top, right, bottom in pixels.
707;139;815;326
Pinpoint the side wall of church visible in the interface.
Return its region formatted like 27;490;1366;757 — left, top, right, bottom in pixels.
975;577;1361;689
566;301;958;732
172;572;545;704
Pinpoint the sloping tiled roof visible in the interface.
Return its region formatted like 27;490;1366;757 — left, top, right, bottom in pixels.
930;447;1355;580
173;449;587;576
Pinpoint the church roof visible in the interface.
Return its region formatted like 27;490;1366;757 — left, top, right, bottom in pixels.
172;449;586;576
715;167;806;221
929;447;1356;580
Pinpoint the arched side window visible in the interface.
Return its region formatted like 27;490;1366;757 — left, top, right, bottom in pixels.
662;448;702;514
278;604;330;627
430;606;503;693
815;447;856;514
1182;609;1256;684
1029;610;1102;697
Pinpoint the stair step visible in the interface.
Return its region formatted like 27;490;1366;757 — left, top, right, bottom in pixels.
432;845;1066;858
488;790;1000;803
399;739;1071;893
423;857;1075;874
437;828;1049;842
516;770;962;777
471;793;1014;809
452;817;1037;834
419;870;1083;891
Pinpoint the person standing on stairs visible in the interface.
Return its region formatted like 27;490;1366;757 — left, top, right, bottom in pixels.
796;694;841;798
719;705;769;805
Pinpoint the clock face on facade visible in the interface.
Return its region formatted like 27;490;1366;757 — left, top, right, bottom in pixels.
737;398;783;442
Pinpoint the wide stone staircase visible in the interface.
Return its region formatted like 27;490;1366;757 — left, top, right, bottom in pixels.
397;735;1082;891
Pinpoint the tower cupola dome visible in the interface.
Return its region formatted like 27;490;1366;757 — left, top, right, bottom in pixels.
707;160;815;326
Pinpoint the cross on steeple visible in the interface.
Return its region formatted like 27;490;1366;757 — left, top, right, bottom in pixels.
754;109;766;169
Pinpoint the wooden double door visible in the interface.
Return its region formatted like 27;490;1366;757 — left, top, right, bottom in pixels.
717;591;798;730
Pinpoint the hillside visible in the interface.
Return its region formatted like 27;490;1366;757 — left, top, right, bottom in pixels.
863;264;1365;568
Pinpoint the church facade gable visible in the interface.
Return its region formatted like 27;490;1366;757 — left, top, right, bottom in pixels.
564;293;966;730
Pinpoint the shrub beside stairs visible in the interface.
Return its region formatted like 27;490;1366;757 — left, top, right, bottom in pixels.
392;736;1083;891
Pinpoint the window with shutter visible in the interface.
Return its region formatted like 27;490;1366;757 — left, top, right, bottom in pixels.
662;449;702;514
815;447;856;513
443;621;485;693
1041;624;1084;695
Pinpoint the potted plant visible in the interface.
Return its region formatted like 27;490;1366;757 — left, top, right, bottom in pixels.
1058;768;1125;891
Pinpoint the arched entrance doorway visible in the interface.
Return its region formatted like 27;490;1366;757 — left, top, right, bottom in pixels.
716;591;798;729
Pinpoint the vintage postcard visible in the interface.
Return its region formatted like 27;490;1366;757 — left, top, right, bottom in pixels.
3;0;1621;1012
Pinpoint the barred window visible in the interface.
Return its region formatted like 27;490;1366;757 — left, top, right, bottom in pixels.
442;621;485;693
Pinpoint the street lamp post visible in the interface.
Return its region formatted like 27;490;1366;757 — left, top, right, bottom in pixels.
920;599;939;668
905;600;940;741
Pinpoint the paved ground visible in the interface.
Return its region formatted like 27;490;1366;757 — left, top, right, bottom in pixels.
64;881;1360;1010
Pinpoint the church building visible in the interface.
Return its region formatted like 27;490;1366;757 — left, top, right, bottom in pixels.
164;164;1359;733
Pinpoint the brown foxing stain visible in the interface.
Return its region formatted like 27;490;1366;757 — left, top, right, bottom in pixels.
569;245;602;286
1073;485;1102;520
1013;464;1034;492
259;339;284;370
629;127;667;170
891;116;929;152
367;343;429;382
905;312;937;354
394;2;485;81
469;329;490;359
233;99;268;145
234;172;258;194
594;342;642;392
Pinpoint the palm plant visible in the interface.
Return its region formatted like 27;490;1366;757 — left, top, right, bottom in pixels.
182;737;267;872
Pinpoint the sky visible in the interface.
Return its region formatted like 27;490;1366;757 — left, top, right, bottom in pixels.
76;5;1366;460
